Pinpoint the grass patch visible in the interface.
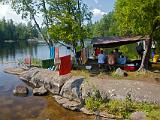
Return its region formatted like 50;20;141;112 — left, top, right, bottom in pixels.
71;70;90;79
85;89;104;111
85;90;160;119
110;71;124;79
31;58;42;67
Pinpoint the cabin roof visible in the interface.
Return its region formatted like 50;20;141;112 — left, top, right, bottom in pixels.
92;36;149;48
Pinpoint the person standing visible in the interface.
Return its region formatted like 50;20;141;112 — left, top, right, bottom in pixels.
108;51;116;66
136;42;144;60
95;47;101;57
113;48;121;63
98;50;106;69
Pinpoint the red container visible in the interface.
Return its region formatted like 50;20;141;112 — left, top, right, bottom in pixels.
59;55;72;75
123;66;137;71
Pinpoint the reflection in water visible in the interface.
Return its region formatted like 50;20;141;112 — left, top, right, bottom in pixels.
0;43;93;120
0;42;39;63
0;96;47;120
0;42;72;63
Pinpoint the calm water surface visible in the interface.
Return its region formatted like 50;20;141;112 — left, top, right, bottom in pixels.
0;42;93;120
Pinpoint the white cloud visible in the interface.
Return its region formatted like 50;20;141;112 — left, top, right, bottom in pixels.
0;4;27;24
0;4;107;24
0;5;9;16
94;0;98;4
92;8;107;17
0;4;44;25
91;8;107;23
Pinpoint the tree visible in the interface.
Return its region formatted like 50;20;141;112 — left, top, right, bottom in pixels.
0;18;38;42
48;0;92;52
26;22;38;38
2;0;92;57
91;12;117;38
114;0;160;70
1;0;54;56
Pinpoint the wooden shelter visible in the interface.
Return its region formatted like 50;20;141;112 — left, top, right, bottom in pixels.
92;36;149;48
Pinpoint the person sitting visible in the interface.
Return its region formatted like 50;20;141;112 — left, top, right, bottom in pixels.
76;50;81;65
114;48;121;63
98;50;106;68
95;47;101;58
117;55;127;65
151;48;156;59
108;51;116;66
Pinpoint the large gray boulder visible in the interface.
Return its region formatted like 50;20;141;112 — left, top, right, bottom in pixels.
13;85;28;96
19;67;40;81
53;95;81;111
19;68;72;95
130;112;146;120
115;68;127;77
60;76;84;102
33;86;48;96
4;67;28;75
30;70;72;94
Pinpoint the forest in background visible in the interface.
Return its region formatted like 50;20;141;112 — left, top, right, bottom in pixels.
0;18;38;42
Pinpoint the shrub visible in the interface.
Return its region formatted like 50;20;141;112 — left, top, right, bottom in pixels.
31;58;42;67
85;89;103;111
148;110;160;120
85;96;103;111
85;89;160;119
107;93;135;118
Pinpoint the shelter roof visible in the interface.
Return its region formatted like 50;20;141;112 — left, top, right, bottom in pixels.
92;36;149;48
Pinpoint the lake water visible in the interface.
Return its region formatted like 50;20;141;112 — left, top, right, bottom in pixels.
0;42;93;120
0;42;72;62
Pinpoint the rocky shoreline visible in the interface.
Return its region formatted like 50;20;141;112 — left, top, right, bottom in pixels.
4;67;160;120
4;67;115;119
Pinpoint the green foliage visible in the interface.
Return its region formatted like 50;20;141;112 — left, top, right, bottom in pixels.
111;72;124;79
114;0;160;36
85;96;103;111
119;45;128;55
106;96;160;119
85;89;160;119
92;12;116;38
6;0;54;48
0;18;38;42
31;58;42;67
85;89;103;111
107;93;134;118
3;0;92;50
136;102;155;113
119;44;138;59
153;29;160;54
148;110;160;120
107;100;128;118
48;0;92;47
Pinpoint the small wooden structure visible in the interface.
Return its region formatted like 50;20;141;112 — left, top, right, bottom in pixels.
92;36;149;48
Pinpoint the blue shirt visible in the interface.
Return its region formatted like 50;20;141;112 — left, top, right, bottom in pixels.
117;57;127;65
98;54;106;64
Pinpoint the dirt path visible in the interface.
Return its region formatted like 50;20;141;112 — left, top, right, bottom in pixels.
86;78;160;104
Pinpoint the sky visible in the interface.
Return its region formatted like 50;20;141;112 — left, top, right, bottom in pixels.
85;0;115;22
0;0;115;24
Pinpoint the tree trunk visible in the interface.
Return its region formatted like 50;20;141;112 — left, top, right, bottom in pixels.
138;37;152;71
24;0;55;58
